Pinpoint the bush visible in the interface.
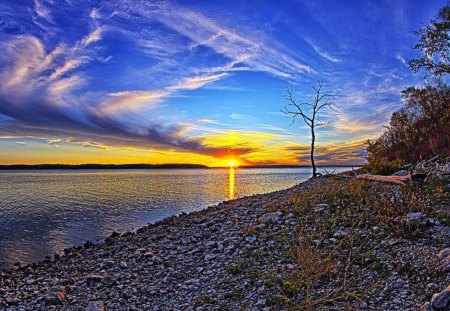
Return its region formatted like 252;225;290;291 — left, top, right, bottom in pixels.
363;156;404;175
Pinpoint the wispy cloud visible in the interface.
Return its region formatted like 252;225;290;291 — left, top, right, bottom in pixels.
47;139;62;144
307;39;341;63
114;1;314;80
34;0;52;23
283;139;366;165
0;30;247;157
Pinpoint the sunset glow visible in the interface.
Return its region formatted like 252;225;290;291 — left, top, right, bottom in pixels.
0;1;445;166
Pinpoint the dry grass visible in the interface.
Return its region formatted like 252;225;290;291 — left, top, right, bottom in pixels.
268;177;448;309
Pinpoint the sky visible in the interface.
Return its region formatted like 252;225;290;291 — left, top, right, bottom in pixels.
0;0;446;166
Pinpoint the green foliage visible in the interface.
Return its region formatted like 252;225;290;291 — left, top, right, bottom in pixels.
409;4;450;79
363;155;403;175
366;3;450;166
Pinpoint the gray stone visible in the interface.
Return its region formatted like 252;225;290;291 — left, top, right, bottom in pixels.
245;236;256;243
421;302;433;311
101;275;115;286
119;261;128;269
45;287;66;305
315;204;328;212
405;212;425;226
392;170;409;176
333;229;347;237
86;274;103;285
431;285;450;309
442;256;450;272
256;299;267;306
438;248;450;261
85;301;106;311
258;212;283;224
204;254;216;261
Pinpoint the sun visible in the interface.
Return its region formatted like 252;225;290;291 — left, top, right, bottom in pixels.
228;161;236;168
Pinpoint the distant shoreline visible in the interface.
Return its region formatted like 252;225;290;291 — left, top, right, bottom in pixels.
0;163;362;170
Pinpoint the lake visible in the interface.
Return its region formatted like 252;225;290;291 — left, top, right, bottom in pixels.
0;167;349;268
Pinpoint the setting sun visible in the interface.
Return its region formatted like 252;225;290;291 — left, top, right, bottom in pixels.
228;161;236;167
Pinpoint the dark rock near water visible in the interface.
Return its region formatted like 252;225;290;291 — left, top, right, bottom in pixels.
431;285;450;309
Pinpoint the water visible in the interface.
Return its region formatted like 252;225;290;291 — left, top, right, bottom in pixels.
0;167;349;268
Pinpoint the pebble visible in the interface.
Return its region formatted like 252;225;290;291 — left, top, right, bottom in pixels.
258;211;284;224
314;203;328;212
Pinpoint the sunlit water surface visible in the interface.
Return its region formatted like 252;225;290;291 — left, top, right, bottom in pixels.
0;167;350;268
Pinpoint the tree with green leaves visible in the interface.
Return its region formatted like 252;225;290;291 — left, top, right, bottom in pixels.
409;4;450;79
282;81;336;178
365;3;450;173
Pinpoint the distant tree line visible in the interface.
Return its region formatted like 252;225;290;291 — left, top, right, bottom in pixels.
365;3;450;174
0;163;208;170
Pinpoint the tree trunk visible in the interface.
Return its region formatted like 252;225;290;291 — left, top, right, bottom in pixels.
311;128;316;178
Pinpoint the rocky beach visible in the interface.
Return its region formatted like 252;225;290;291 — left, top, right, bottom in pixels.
1;162;449;310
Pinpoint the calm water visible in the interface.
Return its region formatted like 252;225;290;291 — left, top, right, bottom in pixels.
0;167;349;268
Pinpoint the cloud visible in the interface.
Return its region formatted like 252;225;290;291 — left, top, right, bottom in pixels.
34;0;52;22
15;141;26;145
228;113;245;120
99;90;166;115
169;73;228;91
89;8;101;20
302;36;341;63
114;1;314;80
283;139;367;165
0;32;252;159
82;141;109;150
395;53;407;66
47;139;61;144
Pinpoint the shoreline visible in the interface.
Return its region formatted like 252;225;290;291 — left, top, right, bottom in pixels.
1;176;449;310
0;164;361;171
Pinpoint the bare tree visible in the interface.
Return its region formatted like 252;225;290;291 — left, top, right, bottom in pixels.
282;81;336;178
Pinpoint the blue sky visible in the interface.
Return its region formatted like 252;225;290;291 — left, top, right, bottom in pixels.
0;0;446;165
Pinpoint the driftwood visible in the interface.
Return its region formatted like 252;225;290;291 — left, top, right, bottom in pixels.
355;173;411;186
334;161;431;186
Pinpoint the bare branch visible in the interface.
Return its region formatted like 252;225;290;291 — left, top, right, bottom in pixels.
282;81;337;178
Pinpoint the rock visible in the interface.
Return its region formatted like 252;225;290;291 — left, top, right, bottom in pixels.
438;248;450;261
85;301;105;311
405;212;425;226
392;170;409;176
101;275;115;286
314;204;328;212
431;285;450;309
245;236;256;243
204;254;216;261
333;229;347;238
86;274;103;285
119;261;128;269
5;297;20;305
45;287;66;305
256;299;267;306
421;302;433;311
121;289;133;299
258;212;283;224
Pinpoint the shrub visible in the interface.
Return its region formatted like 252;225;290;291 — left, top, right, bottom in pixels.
363;156;404;175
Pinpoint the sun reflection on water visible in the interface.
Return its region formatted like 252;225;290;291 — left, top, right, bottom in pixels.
229;167;235;200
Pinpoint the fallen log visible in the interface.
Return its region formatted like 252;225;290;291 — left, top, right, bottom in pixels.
355;173;411;186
